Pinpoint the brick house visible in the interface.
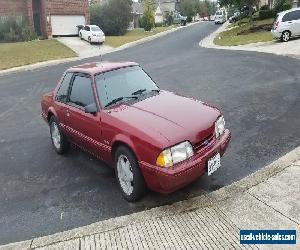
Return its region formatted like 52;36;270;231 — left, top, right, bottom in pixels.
0;0;90;38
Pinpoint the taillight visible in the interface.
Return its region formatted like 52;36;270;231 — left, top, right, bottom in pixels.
273;21;279;30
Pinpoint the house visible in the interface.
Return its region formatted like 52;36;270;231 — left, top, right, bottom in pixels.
131;0;181;27
0;0;90;38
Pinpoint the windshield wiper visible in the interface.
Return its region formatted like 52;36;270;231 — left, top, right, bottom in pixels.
104;96;138;108
132;89;147;96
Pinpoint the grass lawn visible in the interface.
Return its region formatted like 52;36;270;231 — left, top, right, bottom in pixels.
0;39;76;70
105;26;178;47
214;18;274;46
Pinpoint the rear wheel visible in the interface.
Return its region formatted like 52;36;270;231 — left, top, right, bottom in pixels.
88;36;92;44
49;116;69;154
281;31;290;42
115;146;146;202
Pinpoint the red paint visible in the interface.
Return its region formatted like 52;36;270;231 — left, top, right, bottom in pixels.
41;62;231;194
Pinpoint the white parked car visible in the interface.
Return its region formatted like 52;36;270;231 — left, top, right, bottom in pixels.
79;25;105;44
215;10;226;24
271;7;300;42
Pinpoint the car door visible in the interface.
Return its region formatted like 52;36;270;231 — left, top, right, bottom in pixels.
283;11;300;35
65;73;103;157
54;72;74;137
292;10;300;35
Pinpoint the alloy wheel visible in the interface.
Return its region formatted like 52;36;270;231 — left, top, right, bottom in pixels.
282;31;290;42
117;154;134;195
51;122;61;150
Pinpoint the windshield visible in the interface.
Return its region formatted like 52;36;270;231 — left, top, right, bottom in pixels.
91;26;101;32
216;11;223;16
95;66;159;108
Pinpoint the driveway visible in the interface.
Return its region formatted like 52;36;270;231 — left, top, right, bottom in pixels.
0;22;300;245
57;37;113;58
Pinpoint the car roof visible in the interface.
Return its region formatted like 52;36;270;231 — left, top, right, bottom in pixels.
67;61;139;75
278;7;300;16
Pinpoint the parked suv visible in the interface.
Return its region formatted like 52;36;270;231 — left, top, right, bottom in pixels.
271;7;300;42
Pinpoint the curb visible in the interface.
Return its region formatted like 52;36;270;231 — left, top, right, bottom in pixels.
199;22;300;60
0;22;200;78
2;146;299;249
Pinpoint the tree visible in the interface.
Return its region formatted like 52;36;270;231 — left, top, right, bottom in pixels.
90;0;132;36
142;0;155;31
180;0;198;22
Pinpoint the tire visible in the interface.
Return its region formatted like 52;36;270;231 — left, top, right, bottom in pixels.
79;33;83;40
88;37;92;44
114;146;146;202
49;116;69;154
281;31;290;42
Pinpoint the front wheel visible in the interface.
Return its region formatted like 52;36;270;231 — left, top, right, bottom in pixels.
49;116;69;154
281;31;290;42
88;37;92;44
115;146;146;202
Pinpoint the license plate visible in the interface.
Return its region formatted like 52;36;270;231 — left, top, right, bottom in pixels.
207;153;221;176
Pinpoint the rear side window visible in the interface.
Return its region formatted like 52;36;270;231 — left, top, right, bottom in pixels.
282;13;290;22
69;74;94;108
290;10;300;20
56;73;73;103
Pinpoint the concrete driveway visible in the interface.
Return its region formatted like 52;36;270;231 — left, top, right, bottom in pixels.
57;37;113;58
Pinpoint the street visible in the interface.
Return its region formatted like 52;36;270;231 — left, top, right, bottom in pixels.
0;22;299;245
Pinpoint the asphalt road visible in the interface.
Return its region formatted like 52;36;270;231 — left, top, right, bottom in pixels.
0;22;300;245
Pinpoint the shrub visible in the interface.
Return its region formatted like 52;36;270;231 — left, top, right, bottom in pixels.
142;2;155;31
259;10;276;20
260;5;269;10
0;16;37;42
165;12;174;26
90;0;132;36
155;22;163;27
274;0;292;12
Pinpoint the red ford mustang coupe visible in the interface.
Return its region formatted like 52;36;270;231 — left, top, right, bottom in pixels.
41;62;231;201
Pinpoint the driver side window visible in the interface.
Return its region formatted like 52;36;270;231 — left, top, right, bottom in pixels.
69;74;95;108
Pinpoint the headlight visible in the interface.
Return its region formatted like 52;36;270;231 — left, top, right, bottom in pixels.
156;141;194;167
215;116;225;138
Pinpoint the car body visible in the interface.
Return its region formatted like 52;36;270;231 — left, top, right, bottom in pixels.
41;62;231;201
215;10;226;24
229;12;241;23
173;13;187;25
79;25;105;44
271;7;300;42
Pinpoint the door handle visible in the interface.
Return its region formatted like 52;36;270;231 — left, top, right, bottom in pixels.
288;21;292;23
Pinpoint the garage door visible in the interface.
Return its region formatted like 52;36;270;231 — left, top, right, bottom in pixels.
51;15;85;36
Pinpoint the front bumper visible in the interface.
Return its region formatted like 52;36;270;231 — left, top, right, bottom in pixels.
139;129;231;194
271;29;281;39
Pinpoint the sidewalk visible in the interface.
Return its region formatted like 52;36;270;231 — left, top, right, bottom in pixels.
200;22;300;60
2;146;299;250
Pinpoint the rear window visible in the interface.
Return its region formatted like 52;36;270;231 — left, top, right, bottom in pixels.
216;11;223;16
282;13;291;22
91;26;101;32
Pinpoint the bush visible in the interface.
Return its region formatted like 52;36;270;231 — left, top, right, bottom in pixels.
142;4;155;31
259;10;276;20
90;0;132;36
274;0;292;12
155;22;163;27
260;5;269;10
0;16;37;42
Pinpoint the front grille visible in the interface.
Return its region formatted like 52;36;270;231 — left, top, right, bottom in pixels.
194;133;214;152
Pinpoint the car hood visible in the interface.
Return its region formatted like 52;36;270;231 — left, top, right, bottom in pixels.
109;91;220;147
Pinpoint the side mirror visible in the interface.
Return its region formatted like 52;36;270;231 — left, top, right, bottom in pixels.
84;103;98;115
